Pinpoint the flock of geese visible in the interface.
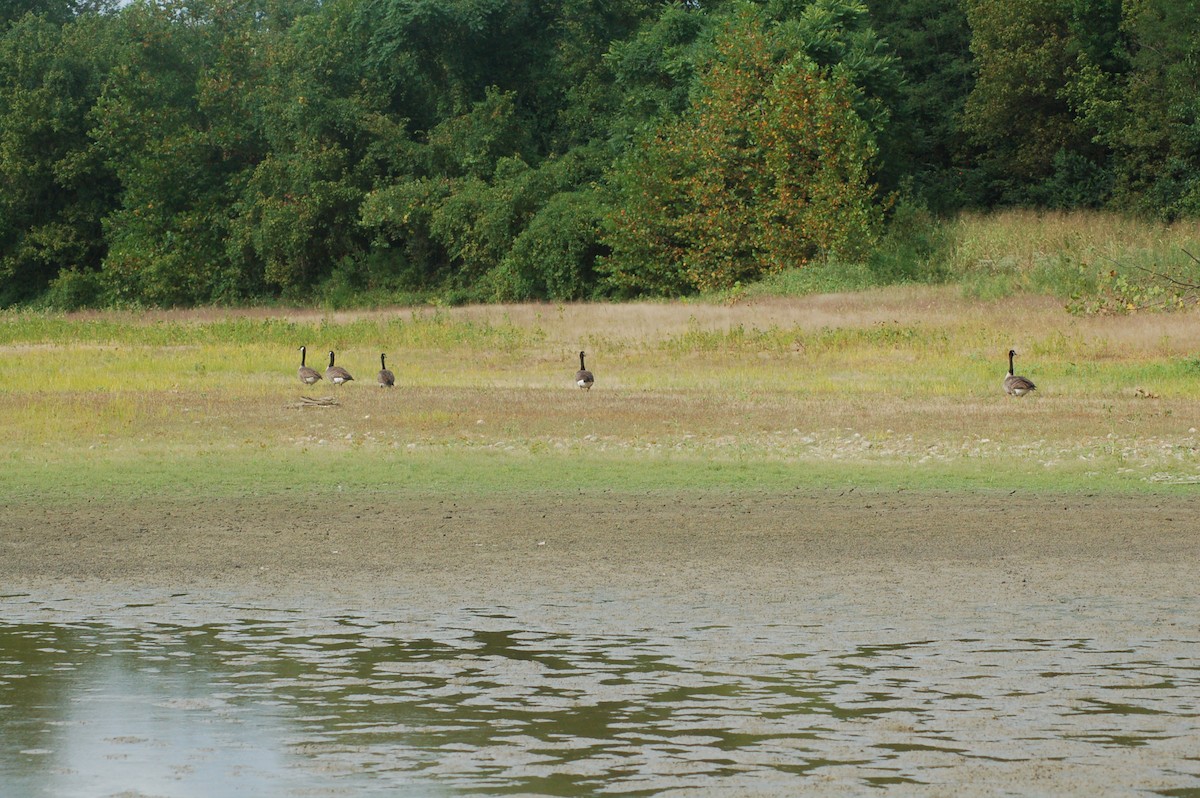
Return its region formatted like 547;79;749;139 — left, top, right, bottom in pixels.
298;345;1034;396
297;346;596;391
298;346;393;388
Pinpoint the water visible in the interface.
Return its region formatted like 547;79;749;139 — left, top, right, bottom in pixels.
2;592;1199;796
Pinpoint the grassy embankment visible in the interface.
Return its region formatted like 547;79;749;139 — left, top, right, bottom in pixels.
3;293;1199;506
735;208;1200;308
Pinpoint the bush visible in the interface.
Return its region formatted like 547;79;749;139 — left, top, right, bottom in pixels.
601;11;881;295
488;190;606;301
868;198;951;284
1029;150;1114;210
42;267;105;310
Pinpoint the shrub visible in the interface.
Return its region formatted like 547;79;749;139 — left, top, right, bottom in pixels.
489;190;606;301
601;10;881;295
42;267;105;310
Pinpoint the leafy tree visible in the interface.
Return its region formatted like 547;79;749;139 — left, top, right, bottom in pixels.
2;0;116;28
354;1;661;300
543;0;665;150
485;144;611;300
90;0;261;304
962;0;1080;198
424;87;534;179
358;89;530;293
605;3;713;143
225;0;375;297
8;0;1200;308
773;0;900;137
358;177;454;289
867;0;974;208
0;11;118;304
602;9;880;295
771;0;903;200
230;146;363;295
1070;0;1124;73
494;188;606;300
353;0;568;140
961;0;1122;206
760;60;881;270
1107;0;1200;217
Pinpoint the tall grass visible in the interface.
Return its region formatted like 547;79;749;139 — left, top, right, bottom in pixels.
724;208;1200;306
0;309;543;350
946;209;1199;272
948;210;1200;302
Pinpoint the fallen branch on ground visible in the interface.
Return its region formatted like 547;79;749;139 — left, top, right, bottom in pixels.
288;396;339;408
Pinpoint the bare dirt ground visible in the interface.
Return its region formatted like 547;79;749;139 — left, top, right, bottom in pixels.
4;489;1196;617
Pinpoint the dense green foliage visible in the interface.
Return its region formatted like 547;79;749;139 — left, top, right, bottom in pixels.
1;0;1198;308
603;8;882;294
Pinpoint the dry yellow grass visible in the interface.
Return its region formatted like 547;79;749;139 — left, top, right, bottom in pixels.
947;209;1200;273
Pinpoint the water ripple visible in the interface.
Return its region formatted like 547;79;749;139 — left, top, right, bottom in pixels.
1;594;1198;796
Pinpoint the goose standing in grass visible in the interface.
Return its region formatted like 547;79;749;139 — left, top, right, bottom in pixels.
377;353;395;388
298;346;322;385
575;351;594;391
1004;349;1036;396
326;351;354;385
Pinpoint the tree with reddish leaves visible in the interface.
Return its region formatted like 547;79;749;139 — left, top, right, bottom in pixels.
602;9;880;295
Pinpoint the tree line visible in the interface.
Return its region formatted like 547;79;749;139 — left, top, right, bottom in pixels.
1;0;1197;308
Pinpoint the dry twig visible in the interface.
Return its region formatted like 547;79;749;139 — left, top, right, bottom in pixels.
288;395;339;409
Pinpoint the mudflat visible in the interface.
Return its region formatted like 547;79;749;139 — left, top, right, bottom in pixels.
5;489;1196;613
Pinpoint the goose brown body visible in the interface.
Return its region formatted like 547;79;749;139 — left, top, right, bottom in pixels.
298;346;322;385
575;351;594;390
378;353;395;388
326;351;354;385
1004;349;1036;396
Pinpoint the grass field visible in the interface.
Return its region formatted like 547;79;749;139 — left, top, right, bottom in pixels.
3;284;1200;503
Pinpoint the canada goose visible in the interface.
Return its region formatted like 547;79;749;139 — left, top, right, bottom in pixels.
1004;349;1036;396
298;346;322;385
575;351;594;391
326;351;354;385
378;353;395;388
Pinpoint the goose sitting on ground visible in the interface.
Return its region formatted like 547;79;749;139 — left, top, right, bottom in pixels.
298;346;322;385
575;351;594;391
377;353;395;388
1003;349;1036;396
326;351;354;385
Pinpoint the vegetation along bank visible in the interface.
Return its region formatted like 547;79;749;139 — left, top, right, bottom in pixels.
2;0;1199;310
